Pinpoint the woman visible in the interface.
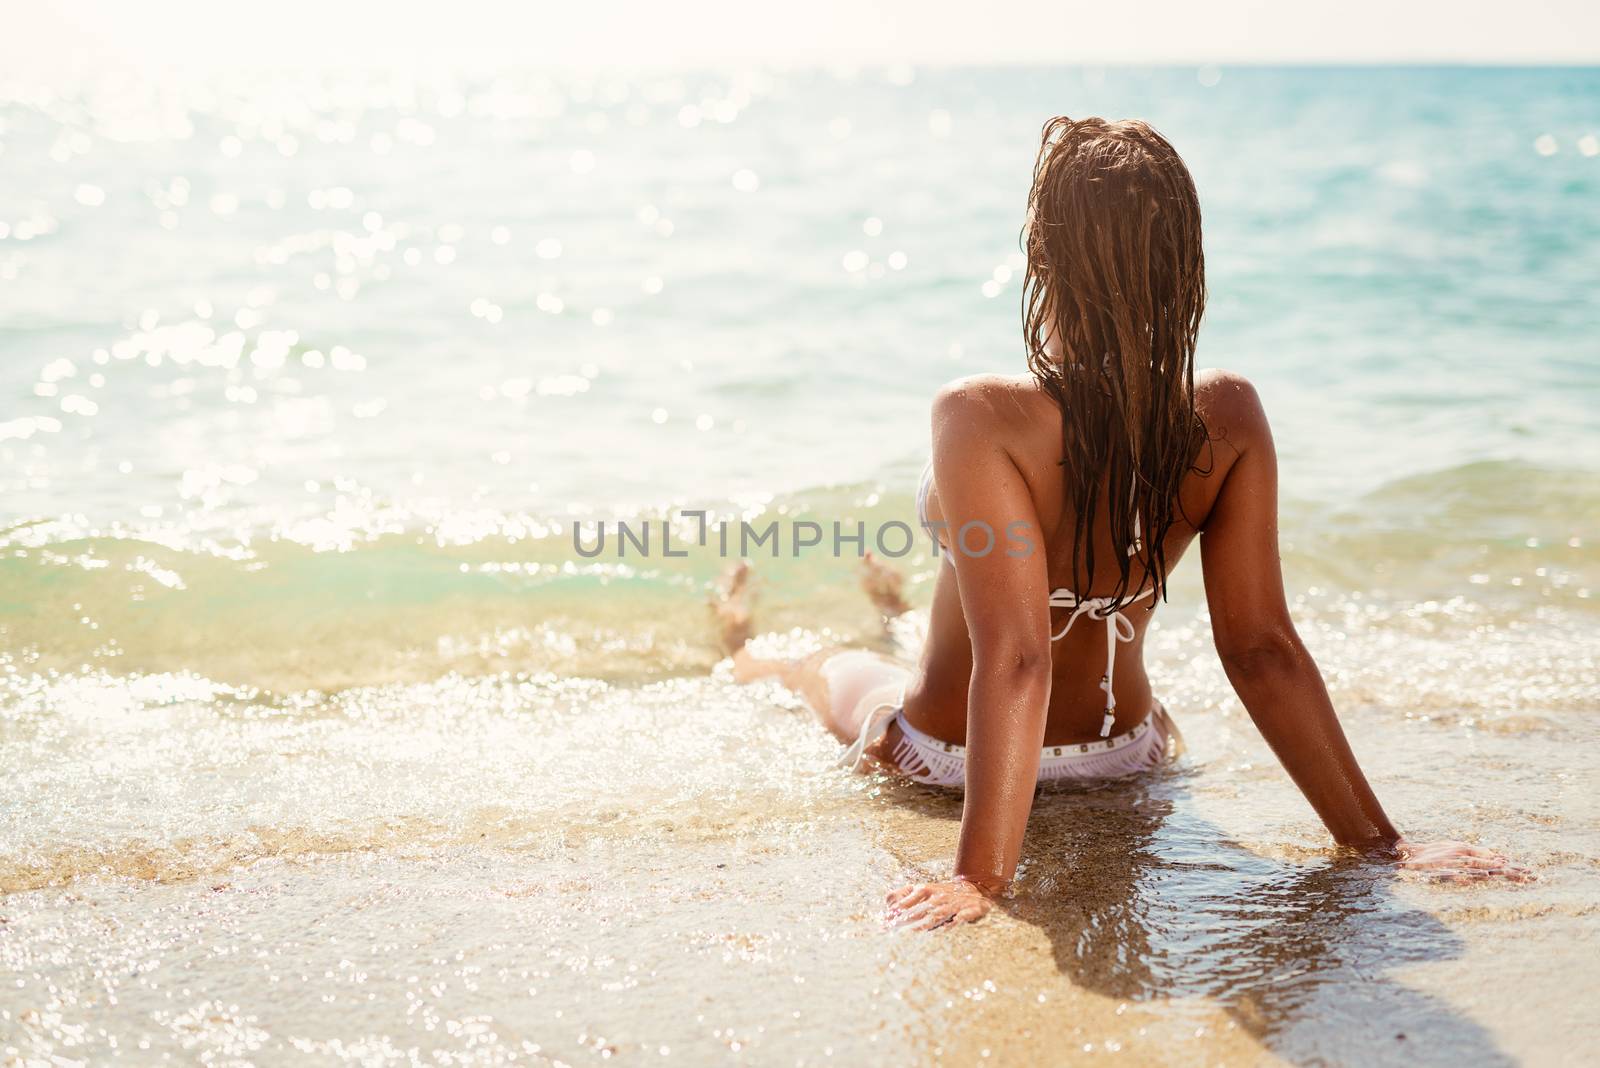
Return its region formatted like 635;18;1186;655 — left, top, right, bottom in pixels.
722;116;1529;931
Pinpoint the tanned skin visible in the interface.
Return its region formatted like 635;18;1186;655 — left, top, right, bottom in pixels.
883;368;1528;928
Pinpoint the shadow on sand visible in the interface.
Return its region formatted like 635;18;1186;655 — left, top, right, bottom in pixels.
885;770;1511;1067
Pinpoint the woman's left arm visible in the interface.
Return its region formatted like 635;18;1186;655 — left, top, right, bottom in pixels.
886;379;1055;930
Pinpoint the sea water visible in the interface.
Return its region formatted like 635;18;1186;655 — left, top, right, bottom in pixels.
1;64;1598;1065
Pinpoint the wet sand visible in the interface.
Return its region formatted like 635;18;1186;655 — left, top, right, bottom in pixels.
3;603;1596;1065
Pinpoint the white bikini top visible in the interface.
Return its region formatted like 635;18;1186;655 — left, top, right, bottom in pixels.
917;458;1151;737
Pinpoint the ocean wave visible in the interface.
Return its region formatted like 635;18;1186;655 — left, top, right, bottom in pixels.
1;459;1594;691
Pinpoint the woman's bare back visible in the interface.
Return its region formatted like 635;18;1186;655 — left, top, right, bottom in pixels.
904;367;1253;746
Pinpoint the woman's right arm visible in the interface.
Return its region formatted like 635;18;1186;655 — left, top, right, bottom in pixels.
1198;373;1528;878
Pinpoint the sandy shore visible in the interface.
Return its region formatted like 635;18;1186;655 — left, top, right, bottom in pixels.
3;650;1595;1065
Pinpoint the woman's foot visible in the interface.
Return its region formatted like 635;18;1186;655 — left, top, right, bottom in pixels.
859;552;911;619
710;560;755;655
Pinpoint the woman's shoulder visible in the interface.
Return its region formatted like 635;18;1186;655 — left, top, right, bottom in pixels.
1194;367;1269;441
927;368;1270;458
930;373;1051;424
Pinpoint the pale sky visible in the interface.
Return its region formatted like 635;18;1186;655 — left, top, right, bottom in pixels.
9;0;1600;73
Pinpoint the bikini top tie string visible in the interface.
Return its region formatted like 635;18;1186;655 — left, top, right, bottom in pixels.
1048;587;1155;737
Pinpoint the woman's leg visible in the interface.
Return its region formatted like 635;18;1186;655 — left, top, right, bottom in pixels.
736;646;910;744
713;556;914;744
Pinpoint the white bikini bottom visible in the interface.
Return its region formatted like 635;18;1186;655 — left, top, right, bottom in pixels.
838;687;1180;788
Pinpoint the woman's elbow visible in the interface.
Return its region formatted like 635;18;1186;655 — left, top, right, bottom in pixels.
973;643;1053;687
1215;631;1304;680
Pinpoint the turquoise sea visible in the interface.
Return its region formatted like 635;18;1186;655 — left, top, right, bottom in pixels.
1;64;1598;1065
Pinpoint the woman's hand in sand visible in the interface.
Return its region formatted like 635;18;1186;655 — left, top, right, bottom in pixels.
885;879;995;930
1394;838;1534;882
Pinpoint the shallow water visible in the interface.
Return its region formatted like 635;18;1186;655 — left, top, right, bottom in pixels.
3;63;1600;1064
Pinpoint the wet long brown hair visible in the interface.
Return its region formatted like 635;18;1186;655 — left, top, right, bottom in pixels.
1022;116;1208;611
